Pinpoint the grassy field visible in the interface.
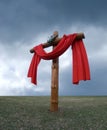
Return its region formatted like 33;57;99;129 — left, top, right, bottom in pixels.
0;96;107;130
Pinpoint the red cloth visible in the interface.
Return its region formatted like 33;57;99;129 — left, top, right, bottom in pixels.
27;33;90;85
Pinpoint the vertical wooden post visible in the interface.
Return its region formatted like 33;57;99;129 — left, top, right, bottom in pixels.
50;45;59;112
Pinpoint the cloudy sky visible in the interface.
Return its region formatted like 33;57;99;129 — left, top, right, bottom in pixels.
0;0;107;96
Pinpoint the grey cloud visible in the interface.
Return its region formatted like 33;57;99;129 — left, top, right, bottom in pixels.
59;56;107;96
0;0;107;44
0;0;48;43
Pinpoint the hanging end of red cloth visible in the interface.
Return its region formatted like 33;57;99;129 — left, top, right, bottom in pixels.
72;37;91;85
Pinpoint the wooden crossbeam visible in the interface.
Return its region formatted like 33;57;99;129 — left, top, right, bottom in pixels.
30;32;85;52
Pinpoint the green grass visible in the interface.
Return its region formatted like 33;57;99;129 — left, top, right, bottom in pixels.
0;96;107;130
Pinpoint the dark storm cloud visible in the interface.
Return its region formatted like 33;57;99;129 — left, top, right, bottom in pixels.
0;0;107;43
0;0;48;43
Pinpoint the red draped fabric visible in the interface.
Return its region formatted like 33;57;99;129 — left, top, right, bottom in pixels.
27;33;90;85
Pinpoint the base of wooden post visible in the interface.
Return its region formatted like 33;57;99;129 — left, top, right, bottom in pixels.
50;101;58;112
50;56;59;112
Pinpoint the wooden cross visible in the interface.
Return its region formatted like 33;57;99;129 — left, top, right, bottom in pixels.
30;31;85;112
